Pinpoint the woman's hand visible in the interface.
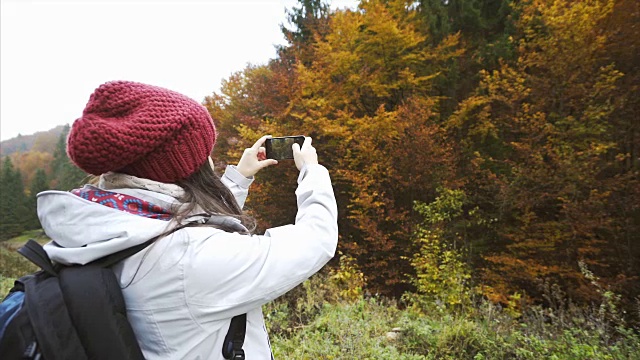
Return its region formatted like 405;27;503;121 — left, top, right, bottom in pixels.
292;137;318;171
236;135;278;178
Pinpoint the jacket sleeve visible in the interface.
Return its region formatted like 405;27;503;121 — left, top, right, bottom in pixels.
184;164;339;322
220;165;254;209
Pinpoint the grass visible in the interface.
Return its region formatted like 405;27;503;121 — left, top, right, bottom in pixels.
266;273;640;359
263;254;640;359
0;229;48;294
1;228;49;249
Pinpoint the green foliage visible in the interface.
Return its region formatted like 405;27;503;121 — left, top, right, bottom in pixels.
271;298;425;359
404;189;488;312
264;254;369;340
0;232;42;294
266;274;640;359
0;157;29;239
2;229;48;247
1;126;81;240
415;188;467;224
328;253;366;303
405;226;473;311
51;125;87;191
281;0;330;54
27;168;48;229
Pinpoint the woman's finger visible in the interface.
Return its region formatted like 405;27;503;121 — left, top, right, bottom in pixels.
301;136;312;150
252;135;272;150
258;159;278;168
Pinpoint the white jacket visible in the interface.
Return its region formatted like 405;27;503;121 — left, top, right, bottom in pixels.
37;164;338;359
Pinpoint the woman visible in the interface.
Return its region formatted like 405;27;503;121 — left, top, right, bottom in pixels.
36;81;338;359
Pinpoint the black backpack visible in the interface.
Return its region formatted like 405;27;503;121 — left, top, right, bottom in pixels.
0;237;247;360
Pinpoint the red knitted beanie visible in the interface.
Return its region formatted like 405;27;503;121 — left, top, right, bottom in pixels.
67;81;216;183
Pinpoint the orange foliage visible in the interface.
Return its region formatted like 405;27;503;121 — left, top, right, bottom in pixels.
205;0;639;305
9;151;53;190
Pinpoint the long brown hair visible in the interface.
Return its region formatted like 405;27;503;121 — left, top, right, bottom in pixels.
174;161;256;234
122;160;256;287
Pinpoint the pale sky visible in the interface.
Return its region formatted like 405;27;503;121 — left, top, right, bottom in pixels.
0;0;359;141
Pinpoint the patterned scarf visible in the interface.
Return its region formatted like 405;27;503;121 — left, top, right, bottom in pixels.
72;172;249;233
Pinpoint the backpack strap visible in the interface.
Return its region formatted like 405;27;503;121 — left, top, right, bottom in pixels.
18;240;57;277
222;314;247;360
91;222;194;268
22;272;89;360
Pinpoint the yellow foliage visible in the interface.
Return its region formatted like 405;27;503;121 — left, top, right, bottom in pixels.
328;252;367;303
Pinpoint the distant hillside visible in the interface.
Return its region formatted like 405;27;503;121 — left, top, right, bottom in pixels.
0;125;67;156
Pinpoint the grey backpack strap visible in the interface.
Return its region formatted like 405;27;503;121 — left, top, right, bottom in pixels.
91;222;193;268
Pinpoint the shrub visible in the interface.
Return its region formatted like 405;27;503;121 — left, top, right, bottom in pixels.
265;252;369;339
403;190;476;314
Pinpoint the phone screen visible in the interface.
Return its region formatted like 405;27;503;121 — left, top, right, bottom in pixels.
265;136;305;160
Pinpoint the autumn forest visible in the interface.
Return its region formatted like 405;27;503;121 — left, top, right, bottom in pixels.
206;0;640;311
1;0;639;348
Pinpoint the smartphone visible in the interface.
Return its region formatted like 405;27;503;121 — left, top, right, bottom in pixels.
265;136;305;160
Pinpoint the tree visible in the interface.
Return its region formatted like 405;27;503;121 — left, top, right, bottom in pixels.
280;0;332;66
0;157;28;239
50;125;87;191
27;168;49;229
9;151;53;188
414;0;517;118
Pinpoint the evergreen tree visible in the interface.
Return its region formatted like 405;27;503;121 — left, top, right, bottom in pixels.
0;157;28;239
416;0;516;118
51;125;87;191
27;168;49;229
280;0;331;65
